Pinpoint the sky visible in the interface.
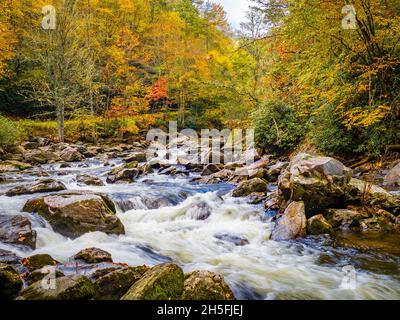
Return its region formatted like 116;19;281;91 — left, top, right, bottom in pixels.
212;0;252;29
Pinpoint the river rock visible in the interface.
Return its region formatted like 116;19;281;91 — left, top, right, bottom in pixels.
307;214;333;235
278;154;354;214
93;266;149;300
121;263;184;300
214;233;249;246
325;208;370;230
22;191;125;238
201;164;223;176
124;152;147;163
73;248;113;264
26;269;65;286
0;263;23;299
271;201;307;241
0;160;32;173
138;163;154;175
59;147;84;162
18;275;94;300
22;254;59;272
182;270;235;300
266;161;289;182
76;174;105;186
0;249;23;266
6;179;67;196
107;162;139;184
232;178;268;197
23;149;48;164
0;215;37;249
383;162;400;187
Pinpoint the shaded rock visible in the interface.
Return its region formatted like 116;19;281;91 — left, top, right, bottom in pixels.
26;269;65;286
124;152;147;163
76;174;105;186
60;147;84;162
266;161;289;182
23;149;48;164
6;179;67;197
0;215;37;249
307;214;333;235
182;270;235;300
232;178;268;197
214;234;249;246
201;164;223;176
93;266;149;300
18;275;94;300
247;192;267;204
271;201;307;241
0;263;23;299
0;249;22;266
383;163;400;187
278;153;353;214
325;208;370;230
121;263;184;300
73;248;113;264
22;254;59;272
22;191;125;238
0;160;32;173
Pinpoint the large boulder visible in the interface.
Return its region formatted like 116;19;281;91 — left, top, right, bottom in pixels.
76;174;105;186
307;214;333;235
0;263;23;299
0;215;37;249
121;263;184;300
107;163;139;184
232;178;268;197
73;248;113;264
22;254;59;272
182;270;235;300
22;191;125;238
383;162;400;187
271;201;307;241
6;179;67;197
18;275;94;300
59;147;84;162
93;266;149;300
124;152;147;163
278;153;353;214
0;160;32;173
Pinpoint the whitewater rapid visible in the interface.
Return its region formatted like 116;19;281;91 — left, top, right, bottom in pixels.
0;159;399;300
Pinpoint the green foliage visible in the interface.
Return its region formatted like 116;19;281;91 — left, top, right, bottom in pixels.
0;115;20;148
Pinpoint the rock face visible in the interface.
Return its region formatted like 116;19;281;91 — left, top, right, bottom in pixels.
0;263;23;299
271;201;307;241
93;266;149;300
278;154;353;214
0;215;37;249
182;271;235;300
121;263;184;300
307;214;333;235
73;248;113;264
22;191;125;238
76;174;105;186
6;179;67;197
22;254;59;272
384;163;400;187
232;178;268;197
18;275;95;300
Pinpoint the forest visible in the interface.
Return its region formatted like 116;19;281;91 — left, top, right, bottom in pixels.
0;0;398;158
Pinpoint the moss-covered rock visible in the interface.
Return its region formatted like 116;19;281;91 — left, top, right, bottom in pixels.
307;214;333;235
22;254;59;272
182;270;235;300
94;266;149;300
73;247;113;264
0;160;32;173
18;275;95;300
22;191;125;238
232;178;268;197
325;208;370;230
0;263;23;299
121;263;184;300
26;269;65;286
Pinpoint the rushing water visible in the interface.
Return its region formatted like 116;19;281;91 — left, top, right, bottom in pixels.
0;158;399;300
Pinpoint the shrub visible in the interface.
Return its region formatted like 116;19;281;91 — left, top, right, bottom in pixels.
0;115;20;148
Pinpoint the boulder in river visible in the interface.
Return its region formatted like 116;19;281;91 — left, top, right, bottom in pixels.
6;179;67;197
201;164;223;176
22;191;125;238
107;162;140;184
22;254;59;272
121;263;184;300
0;215;37;249
0;160;32;173
383;162;400;187
182;270;235;300
271;201;307;241
0;263;23;299
73;247;113;264
124;152;147;163
59;147;84;162
232;178;268;197
307;214;333;235
325;208;370;230
76;174;105;186
18;275;95;300
278;153;353;214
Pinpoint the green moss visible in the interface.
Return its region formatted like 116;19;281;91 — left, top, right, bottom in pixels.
22;254;59;272
0;263;23;299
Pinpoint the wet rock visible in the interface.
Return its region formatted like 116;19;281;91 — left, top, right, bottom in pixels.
22;254;59;272
195;169;234;184
186;201;213;220
60;162;71;168
383;162;400;187
18;275;95;300
182;270;235;300
73;248;113;264
60;147;84;162
214;234;249;246
325;208;370;230
0;249;23;266
0;160;32;173
124;152;147;163
22;191;125;238
6;179;67;196
76;174;105;186
232;178;268;197
271;201;307;241
247;192;267;204
121;263;184;300
278;153;353;214
307;214;333;235
93;266;149;300
159;166;177;175
107;163;139;184
0;263;23;299
138;163;154;175
201;164;223;176
0;215;37;249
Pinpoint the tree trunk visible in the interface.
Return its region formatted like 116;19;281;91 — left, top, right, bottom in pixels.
57;102;65;143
